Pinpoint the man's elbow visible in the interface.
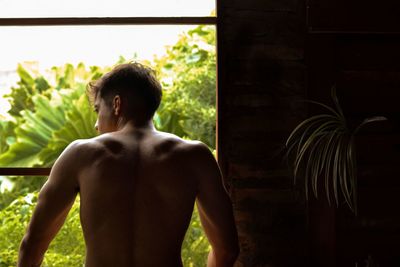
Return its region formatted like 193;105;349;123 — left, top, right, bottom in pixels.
19;236;32;255
18;237;31;266
18;235;46;267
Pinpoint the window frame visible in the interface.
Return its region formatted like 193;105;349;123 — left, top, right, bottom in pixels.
0;17;216;26
0;11;217;177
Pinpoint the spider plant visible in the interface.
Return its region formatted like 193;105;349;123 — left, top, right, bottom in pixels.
286;87;387;214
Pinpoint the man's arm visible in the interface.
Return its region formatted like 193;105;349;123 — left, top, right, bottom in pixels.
193;143;239;267
18;141;81;267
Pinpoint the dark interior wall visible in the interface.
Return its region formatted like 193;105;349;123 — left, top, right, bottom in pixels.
307;0;400;266
217;0;308;266
217;0;400;266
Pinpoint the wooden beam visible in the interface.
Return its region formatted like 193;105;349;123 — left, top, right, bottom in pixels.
0;17;217;26
0;168;51;176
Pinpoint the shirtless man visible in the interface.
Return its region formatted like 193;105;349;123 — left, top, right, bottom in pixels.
17;63;239;267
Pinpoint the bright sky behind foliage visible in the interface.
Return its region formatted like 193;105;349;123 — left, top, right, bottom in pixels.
0;0;215;117
0;25;197;70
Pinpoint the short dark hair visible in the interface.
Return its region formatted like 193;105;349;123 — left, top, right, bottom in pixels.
87;62;162;121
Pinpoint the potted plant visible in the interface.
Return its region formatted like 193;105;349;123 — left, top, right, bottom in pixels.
285;87;387;214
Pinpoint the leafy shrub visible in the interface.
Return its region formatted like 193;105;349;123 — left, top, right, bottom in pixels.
0;193;85;267
154;25;216;148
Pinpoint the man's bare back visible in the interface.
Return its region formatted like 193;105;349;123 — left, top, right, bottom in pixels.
79;128;206;266
18;63;239;267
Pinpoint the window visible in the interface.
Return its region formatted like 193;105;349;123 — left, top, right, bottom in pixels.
0;1;217;265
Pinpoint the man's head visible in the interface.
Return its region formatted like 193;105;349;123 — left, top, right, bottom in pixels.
88;62;162;133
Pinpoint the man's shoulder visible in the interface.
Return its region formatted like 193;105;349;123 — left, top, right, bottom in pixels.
155;131;209;153
153;133;215;168
67;136;103;151
62;136;107;159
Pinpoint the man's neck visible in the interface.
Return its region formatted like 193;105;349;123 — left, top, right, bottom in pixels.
117;118;155;133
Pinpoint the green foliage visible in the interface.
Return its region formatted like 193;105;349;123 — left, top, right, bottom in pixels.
0;193;34;267
0;25;215;266
0;176;46;210
0;120;16;154
286;87;387;214
182;206;211;267
0;64;102;168
37;90;98;167
6;64;51;117
0;192;85;267
154;25;216;149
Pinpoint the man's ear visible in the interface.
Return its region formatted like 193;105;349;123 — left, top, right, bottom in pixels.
113;95;121;116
